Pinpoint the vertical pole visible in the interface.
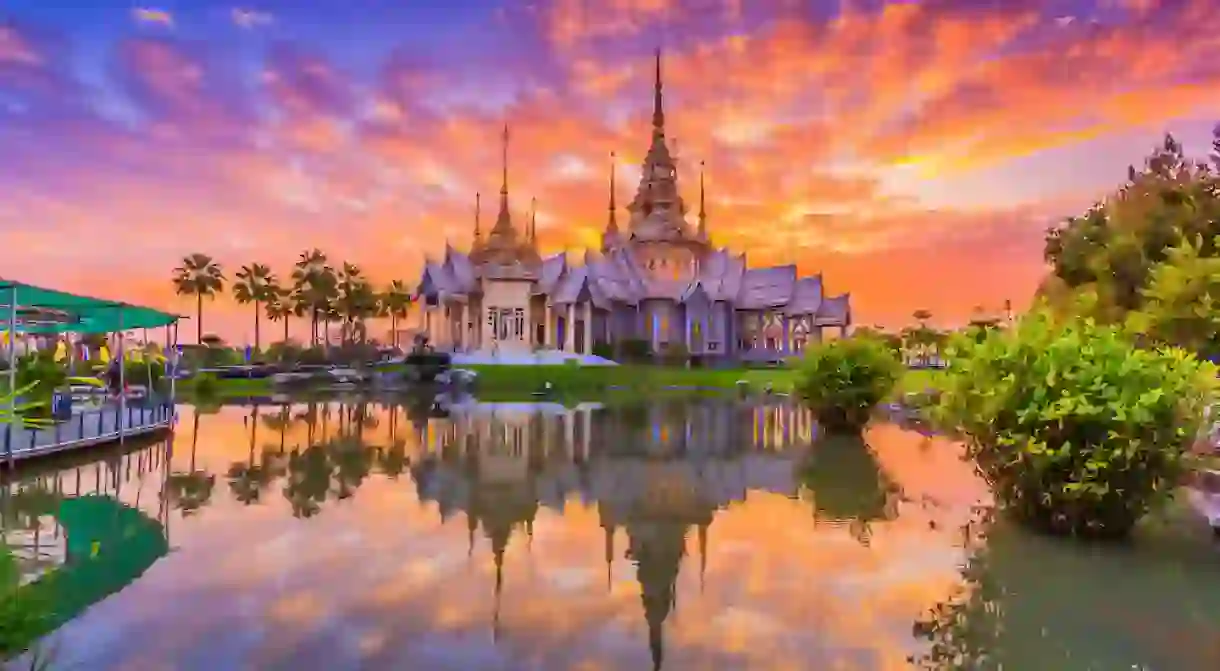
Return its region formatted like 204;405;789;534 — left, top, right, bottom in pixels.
118;309;126;445
6;284;16;466
169;320;178;406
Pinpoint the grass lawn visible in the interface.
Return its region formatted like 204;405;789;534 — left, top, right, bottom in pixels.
179;363;948;402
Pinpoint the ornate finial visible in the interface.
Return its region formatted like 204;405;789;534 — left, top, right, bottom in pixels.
652;47;665;136
609;151;617;221
698;160;707;239
530;197;538;242
500;123;509;196
474;192;482;241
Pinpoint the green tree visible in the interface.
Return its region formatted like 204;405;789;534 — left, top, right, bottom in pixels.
380;280;413;349
335;263;377;345
171;253;225;344
232;263;278;353
264;285;294;347
935;305;1217;539
291;249;337;347
1043;129;1220;319
1129;234;1220;360
795;336;902;433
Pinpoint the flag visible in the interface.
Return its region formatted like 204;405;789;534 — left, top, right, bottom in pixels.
99;345;110;362
81;346;90;361
54;340;67;362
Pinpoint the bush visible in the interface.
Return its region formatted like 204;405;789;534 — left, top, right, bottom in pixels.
935;309;1217;539
590;342;615;360
795;335;902;433
618;338;652;362
661;341;689;367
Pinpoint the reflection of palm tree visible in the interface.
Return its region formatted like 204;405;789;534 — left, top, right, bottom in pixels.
796;432;899;545
377;439;408;479
261;404;294;454
283;443;332;518
329;435;372;500
167;407;215;516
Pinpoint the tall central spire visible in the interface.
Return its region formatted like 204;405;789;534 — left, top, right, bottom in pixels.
651;48;665;136
500;123;510;198
491;123;514;236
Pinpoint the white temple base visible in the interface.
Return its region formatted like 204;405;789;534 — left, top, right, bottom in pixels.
451;348;619;366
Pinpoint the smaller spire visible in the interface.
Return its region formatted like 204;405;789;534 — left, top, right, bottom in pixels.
697;161;707;240
474;192;483;243
530;197;538;243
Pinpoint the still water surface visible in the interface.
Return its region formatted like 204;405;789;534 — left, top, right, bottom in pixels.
3;397;1220;670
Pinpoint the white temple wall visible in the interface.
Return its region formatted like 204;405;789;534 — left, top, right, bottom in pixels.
481;280;533;353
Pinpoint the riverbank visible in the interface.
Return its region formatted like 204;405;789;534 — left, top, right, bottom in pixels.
175;364;949;401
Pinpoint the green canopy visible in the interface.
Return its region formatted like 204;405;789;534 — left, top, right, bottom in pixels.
0;279;180;333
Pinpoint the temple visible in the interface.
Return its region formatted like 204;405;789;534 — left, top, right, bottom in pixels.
414;49;851;362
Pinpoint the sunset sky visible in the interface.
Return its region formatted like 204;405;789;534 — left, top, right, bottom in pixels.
2;0;1219;344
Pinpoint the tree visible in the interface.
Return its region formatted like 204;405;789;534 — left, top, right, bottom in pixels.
912;309;932;326
1043;129;1220;319
291;249;337;347
171;253;225;344
335;263;377;345
1129;234;1220;361
380;280;412;349
265;286;294;346
232;263;277;352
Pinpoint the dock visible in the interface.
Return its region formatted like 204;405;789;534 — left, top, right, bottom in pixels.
2;401;175;464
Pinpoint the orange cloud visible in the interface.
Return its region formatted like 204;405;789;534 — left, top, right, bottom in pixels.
2;0;1219;343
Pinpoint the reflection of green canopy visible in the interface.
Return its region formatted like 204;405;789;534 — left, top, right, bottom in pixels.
0;279;180;333
24;495;168;633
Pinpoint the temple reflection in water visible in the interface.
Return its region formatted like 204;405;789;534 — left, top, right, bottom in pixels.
409;398;818;669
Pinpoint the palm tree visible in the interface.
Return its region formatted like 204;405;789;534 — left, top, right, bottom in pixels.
336;263;377;345
291;249;337;347
171;253;225;344
233;263;278;352
381;280;412;349
265;286;295;348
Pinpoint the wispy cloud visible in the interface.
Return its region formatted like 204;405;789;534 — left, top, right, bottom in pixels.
1;0;1218;342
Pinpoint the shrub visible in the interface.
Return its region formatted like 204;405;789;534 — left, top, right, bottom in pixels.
935;308;1217;539
15;352;66;402
795;335;902;433
661;341;689;367
618;338;652;362
590;342;615;360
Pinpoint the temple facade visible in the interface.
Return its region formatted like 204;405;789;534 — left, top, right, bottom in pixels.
414;50;851;362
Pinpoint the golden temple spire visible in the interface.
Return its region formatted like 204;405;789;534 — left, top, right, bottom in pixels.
652;47;665;137
473;192;483;246
609;151;618;226
529;197;538;244
697;160;707;240
500;123;509;197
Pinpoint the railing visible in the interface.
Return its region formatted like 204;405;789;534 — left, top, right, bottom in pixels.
2;398;176;462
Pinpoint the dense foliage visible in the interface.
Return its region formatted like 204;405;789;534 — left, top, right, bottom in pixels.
794;335;902;432
14;353;66;405
1127;235;1220;361
1042;128;1220;324
935;306;1217;538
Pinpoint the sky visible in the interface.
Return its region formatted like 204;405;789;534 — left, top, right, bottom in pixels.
1;0;1218;344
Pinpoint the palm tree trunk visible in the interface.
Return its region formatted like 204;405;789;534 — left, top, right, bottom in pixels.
196;293;204;344
253;302;262;352
284;317;290;345
391;314;398;348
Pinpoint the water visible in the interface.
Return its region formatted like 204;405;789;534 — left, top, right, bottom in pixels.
3;396;1219;670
